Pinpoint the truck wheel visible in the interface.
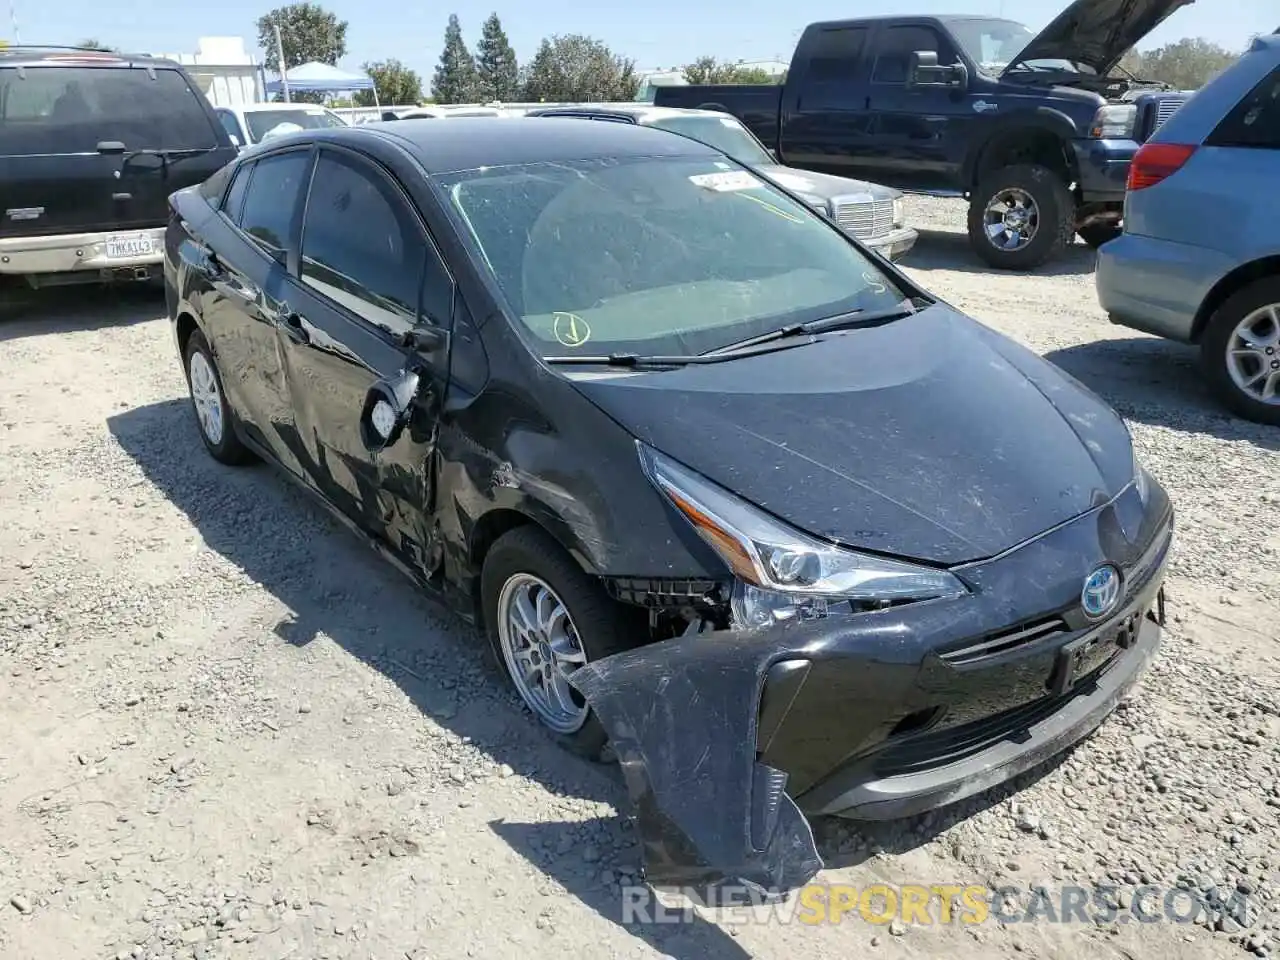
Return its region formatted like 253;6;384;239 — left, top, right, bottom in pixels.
1200;278;1280;426
968;164;1075;271
1077;223;1122;249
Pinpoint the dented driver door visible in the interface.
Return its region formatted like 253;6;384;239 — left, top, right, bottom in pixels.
276;144;450;575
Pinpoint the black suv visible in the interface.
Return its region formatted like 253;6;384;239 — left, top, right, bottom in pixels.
0;46;238;292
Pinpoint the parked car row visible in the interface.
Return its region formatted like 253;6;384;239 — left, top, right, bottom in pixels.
656;0;1198;271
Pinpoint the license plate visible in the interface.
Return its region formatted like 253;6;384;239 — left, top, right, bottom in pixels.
105;235;156;259
1046;611;1141;696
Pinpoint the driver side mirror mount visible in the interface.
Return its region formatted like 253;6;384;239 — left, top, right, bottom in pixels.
359;368;422;453
908;50;969;90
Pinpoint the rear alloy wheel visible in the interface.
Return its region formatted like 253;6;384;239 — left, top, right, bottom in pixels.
184;330;254;464
968;164;1075;271
1201;278;1280;426
480;526;644;759
1077;223;1122;249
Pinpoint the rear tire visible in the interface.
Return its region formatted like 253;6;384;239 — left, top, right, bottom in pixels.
1200;278;1280;426
184;329;254;465
480;525;645;760
1077;223;1122;249
968;164;1075;271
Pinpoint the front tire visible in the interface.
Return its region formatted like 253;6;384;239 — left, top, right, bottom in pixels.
480;525;644;759
968;164;1075;271
184;329;254;464
1200;278;1280;426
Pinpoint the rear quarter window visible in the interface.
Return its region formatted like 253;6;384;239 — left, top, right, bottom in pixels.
1206;64;1280;149
0;65;221;156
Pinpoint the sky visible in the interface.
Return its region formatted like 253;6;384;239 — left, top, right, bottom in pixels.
4;0;1275;83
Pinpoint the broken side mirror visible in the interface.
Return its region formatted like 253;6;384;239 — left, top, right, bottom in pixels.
359;368;421;452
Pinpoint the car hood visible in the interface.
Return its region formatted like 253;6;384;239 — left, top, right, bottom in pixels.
753;164;899;203
1004;0;1195;76
566;306;1135;565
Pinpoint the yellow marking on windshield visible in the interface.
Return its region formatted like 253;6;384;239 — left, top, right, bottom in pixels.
553;312;591;347
736;192;806;224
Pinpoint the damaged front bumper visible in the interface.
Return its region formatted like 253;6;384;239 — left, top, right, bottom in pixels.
569;488;1173;901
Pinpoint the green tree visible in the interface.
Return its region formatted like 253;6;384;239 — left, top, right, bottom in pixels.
1137;37;1240;89
1119;37;1241;89
256;3;348;72
433;13;479;104
354;59;423;107
683;56;776;85
475;12;519;102
77;38;116;52
521;35;638;103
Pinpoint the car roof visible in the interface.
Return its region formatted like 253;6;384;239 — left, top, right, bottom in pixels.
321;116;720;174
0;46;182;70
533;104;736;124
236;102;336;113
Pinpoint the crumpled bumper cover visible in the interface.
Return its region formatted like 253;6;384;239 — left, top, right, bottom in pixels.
568;631;826;900
569;486;1173;901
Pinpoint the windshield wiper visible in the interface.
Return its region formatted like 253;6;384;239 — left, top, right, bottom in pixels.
546;338;814;369
708;299;927;354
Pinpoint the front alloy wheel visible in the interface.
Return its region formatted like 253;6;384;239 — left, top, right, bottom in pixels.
479;525;644;759
967;164;1074;271
496;574;589;734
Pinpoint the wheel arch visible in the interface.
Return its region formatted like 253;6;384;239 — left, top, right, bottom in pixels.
175;310;201;367
965;115;1078;190
1190;255;1280;344
465;505;602;627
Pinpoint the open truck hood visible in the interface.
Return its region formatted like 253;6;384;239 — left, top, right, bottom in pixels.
1004;0;1195;76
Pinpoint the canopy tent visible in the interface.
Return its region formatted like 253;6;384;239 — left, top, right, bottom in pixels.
265;61;378;106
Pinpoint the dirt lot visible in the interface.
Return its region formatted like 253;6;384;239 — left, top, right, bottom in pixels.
2;197;1278;960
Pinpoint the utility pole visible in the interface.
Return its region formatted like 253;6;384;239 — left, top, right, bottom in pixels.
273;23;291;102
9;0;20;44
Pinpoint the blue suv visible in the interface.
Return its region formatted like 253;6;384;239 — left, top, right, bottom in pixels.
1096;32;1280;426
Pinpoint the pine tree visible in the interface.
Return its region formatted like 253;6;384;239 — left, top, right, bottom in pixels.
475;12;519;102
432;14;478;104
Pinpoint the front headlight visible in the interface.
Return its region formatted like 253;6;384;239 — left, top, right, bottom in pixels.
638;444;968;627
1090;104;1137;139
891;195;904;228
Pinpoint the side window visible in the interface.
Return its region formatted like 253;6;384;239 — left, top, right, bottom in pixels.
216;110;244;143
238;150;310;258
807;27;870;85
1207;66;1280;149
872;25;953;84
223;164;252;222
300;150;443;331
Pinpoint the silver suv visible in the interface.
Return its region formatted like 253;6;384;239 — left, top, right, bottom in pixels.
1096;33;1280;426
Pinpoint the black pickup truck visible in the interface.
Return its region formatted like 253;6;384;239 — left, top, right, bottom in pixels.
655;0;1195;270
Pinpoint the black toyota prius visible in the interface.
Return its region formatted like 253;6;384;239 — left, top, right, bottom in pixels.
164;117;1173;896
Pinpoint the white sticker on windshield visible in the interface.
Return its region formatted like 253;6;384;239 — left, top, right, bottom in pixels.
689;170;759;192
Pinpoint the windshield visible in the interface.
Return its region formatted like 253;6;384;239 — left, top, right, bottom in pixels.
245;108;345;142
947;18;1087;75
437;156;907;358
647;115;774;167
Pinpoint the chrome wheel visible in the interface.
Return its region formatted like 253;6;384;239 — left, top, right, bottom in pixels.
983;187;1040;252
496;573;589;734
188;350;225;445
1226;303;1280;406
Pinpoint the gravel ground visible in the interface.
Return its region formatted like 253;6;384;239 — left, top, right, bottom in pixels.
2;197;1278;960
